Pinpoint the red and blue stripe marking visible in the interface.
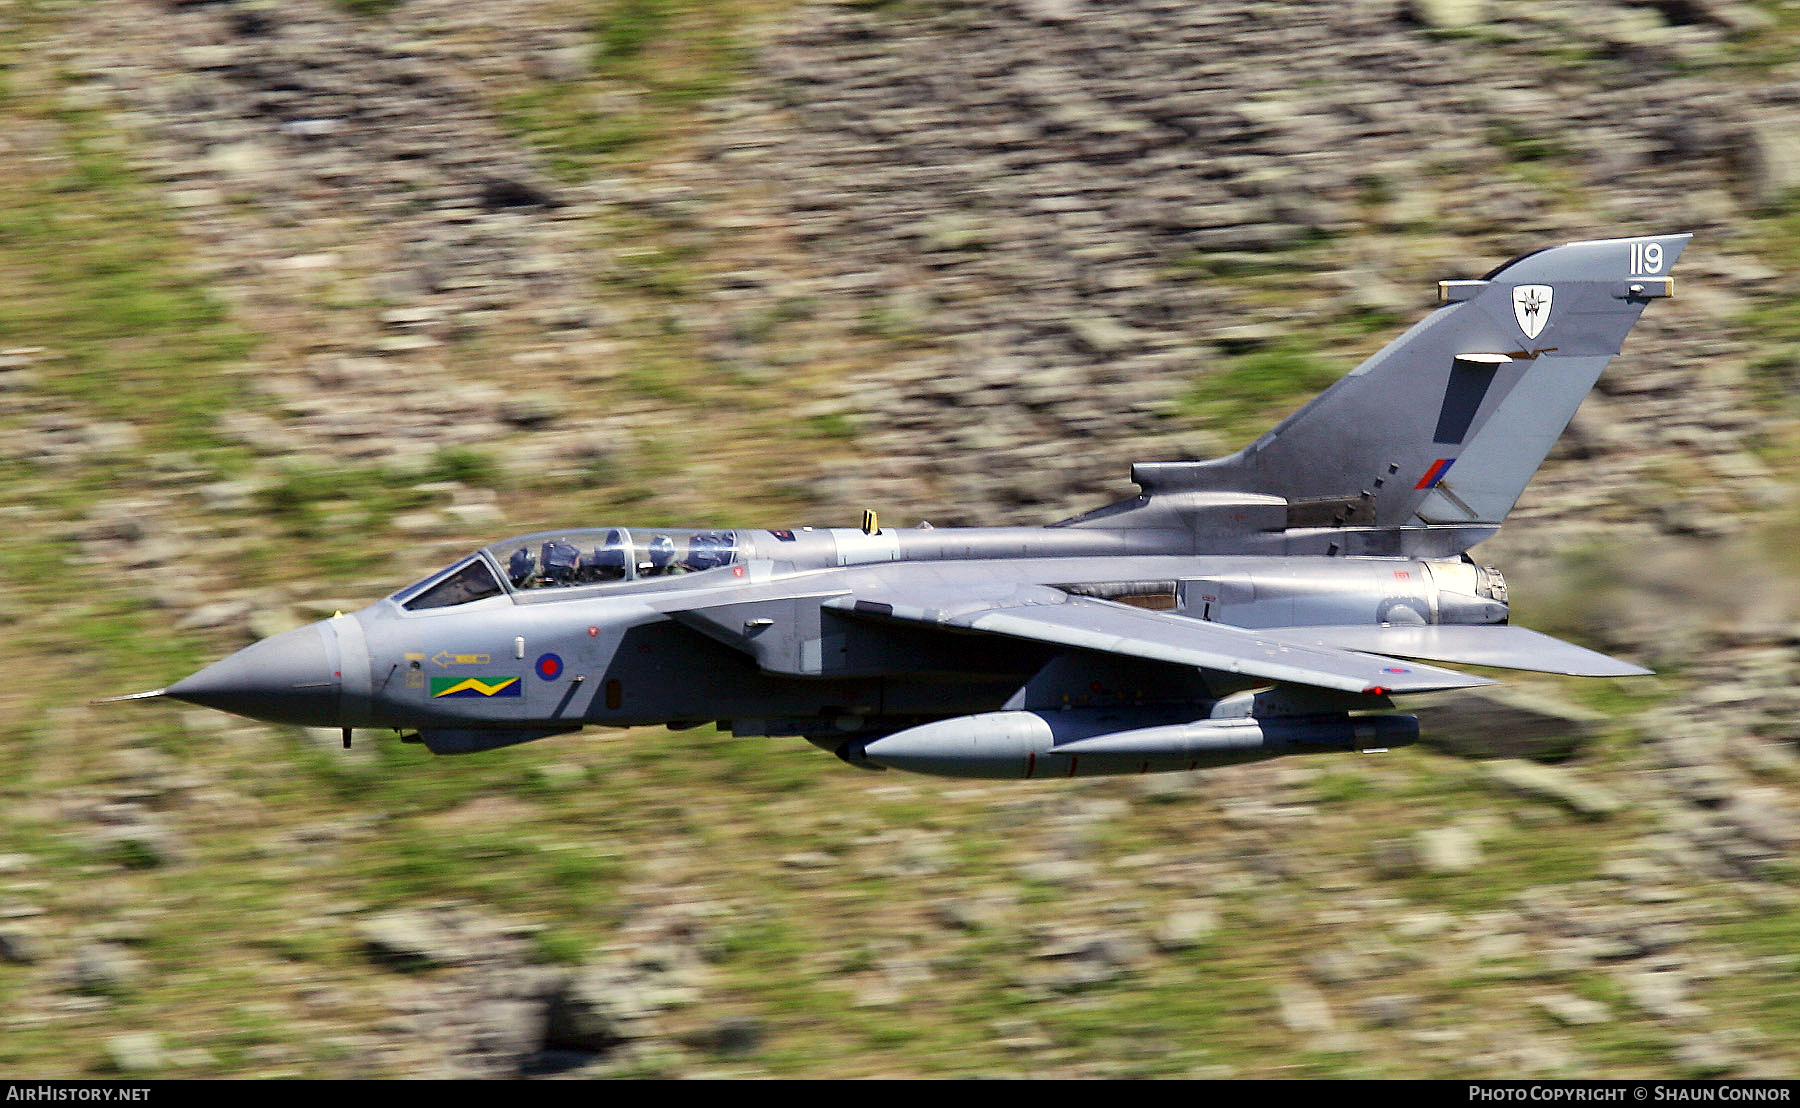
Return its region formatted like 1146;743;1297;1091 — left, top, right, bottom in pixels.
1415;457;1456;490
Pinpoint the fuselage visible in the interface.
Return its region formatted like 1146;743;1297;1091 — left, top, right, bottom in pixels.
162;521;1508;755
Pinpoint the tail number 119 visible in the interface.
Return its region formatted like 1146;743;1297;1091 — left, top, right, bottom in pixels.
1629;241;1665;275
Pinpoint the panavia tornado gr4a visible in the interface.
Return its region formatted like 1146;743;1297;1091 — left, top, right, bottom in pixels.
109;234;1686;779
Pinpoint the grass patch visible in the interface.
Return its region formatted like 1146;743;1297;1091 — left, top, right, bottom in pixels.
499;85;662;182
1179;338;1345;447
0;111;256;462
496;0;772;178
597;0;681;62
334;0;408;15
428;446;499;487
256;463;432;539
1698;905;1800;1043
592;0;751;106
530;929;593;966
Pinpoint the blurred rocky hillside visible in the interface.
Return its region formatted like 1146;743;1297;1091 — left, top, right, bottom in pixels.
1;0;1798;1078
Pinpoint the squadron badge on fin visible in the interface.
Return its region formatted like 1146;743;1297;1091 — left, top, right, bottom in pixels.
1513;283;1552;339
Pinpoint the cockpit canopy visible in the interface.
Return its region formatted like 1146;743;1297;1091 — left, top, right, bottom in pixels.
490;528;741;587
397;528;742;611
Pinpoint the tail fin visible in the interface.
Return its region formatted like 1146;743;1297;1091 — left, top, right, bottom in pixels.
1077;234;1689;555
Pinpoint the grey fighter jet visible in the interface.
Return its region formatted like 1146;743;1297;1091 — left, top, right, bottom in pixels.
108;234;1687;778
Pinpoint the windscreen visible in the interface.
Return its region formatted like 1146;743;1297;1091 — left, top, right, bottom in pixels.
401;557;504;611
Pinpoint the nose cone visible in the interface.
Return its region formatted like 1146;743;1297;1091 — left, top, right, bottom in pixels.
166;622;341;726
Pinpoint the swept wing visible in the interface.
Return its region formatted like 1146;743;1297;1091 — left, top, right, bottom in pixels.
820;587;1493;695
1281;624;1648;678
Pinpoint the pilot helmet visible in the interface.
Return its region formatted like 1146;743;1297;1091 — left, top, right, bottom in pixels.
542;540;581;583
508;547;537;586
686;533;715;570
648;534;676;569
583;542;628;579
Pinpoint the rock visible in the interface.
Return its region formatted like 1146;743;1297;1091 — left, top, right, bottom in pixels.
918;213;990;252
82;423;140;454
0;926;42;965
1210;323;1285;354
1623;969;1708;1021
1392;909;1457;939
1370;837;1421;878
691;1016;765;1058
106;1033;165;1074
1734;115;1800;210
1723;788;1800;852
373;334;439;355
96;824;186;869
989;1017;1054;1053
538;43;595;83
1016;859;1091;885
444;501;504;529
75;509;147;545
1068;315;1139;356
1356;994;1417;1028
542;968;643;1052
1483;760;1626;819
1029;931;1149;992
1305;949;1366;987
480;177;558;211
1275;981;1335;1033
1531;992;1611;1026
206;140;273;180
67;943;144;995
390;510;447;536
931;898;991;932
197;480;264;513
500;393;566;429
1672;1032;1739;1077
1415;825;1482;873
1153;905;1218;951
176;599;252;632
1018;0;1084;23
357;910;456;972
468;998;550;1073
247;607;303;643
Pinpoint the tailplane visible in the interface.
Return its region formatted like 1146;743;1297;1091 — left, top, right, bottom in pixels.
1070;234;1689;555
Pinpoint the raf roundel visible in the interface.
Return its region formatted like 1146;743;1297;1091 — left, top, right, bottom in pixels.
535;653;564;681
